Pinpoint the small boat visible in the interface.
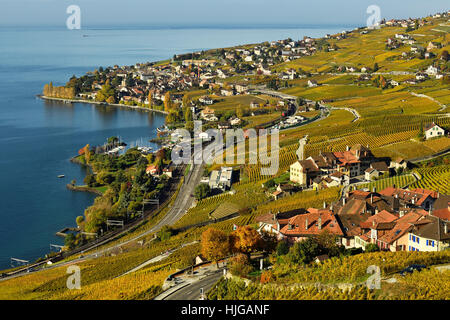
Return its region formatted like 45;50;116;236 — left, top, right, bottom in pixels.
57;175;65;178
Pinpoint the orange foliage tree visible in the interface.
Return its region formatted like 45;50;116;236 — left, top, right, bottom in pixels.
200;228;231;267
230;226;262;256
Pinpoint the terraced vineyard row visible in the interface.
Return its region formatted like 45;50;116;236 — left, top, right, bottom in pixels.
410;165;450;194
253;187;341;216
351;174;416;192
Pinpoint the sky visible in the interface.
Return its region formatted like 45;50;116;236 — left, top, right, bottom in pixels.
0;0;448;27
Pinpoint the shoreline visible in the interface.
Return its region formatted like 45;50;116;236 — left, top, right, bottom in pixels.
66;184;104;196
38;95;168;115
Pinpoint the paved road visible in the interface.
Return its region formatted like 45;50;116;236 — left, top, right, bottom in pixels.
162;269;224;300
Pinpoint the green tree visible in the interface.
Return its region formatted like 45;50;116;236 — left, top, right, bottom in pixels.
194;183;211;200
287;237;322;264
157;225;174;241
276;241;290;256
417;121;424;140
64;233;77;250
84;174;97;187
365;243;380;252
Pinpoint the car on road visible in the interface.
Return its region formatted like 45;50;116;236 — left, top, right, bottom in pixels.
398;264;427;276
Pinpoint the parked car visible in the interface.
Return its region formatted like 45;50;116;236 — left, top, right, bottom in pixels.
398;264;427;276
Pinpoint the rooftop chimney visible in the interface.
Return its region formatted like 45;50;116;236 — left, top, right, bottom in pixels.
305;218;309;230
318;216;322;230
323;201;326;209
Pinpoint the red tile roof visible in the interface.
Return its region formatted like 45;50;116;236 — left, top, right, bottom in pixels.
360;210;398;229
379;187;437;206
432;208;450;221
279;210;344;237
333;150;360;165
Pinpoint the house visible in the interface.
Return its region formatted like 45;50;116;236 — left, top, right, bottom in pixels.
390;157;408;170
255;210;297;236
250;101;260;109
407;216;450;251
375;211;426;252
235;84;248;94
276;184;296;196
199;95;213;105
307;80;318;87
314;254;330;264
365;167;380;181
199;132;211;141
146;164;160;176
200;106;215;118
229;116;241;126
221;89;234;96
162;167;174;178
426;65;439;75
370;161;390;175
209;167;233;190
271;190;284;200
432;195;450;221
389;80;399;86
424;122;445;140
329;171;350;186
290;159;320;186
415;72;428;81
378;187;438;211
427;41;441;52
279;209;344;243
290;144;375;184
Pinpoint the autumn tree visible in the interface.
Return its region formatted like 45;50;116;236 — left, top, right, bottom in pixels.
230;225;262;256
96;80;115;102
147;90;153;108
83;144;91;163
164;91;173;112
201;228;231;267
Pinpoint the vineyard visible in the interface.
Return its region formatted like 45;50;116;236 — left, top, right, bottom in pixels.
208;267;450;300
253;187;341;216
173;183;269;229
350;174;416;192
271;250;450;284
410;165;450;194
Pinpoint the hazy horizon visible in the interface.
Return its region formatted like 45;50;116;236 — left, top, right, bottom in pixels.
0;0;448;27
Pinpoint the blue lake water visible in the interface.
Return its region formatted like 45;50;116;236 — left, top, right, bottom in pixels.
0;24;351;269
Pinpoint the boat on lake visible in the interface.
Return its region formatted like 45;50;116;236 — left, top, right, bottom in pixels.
57;175;65;178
